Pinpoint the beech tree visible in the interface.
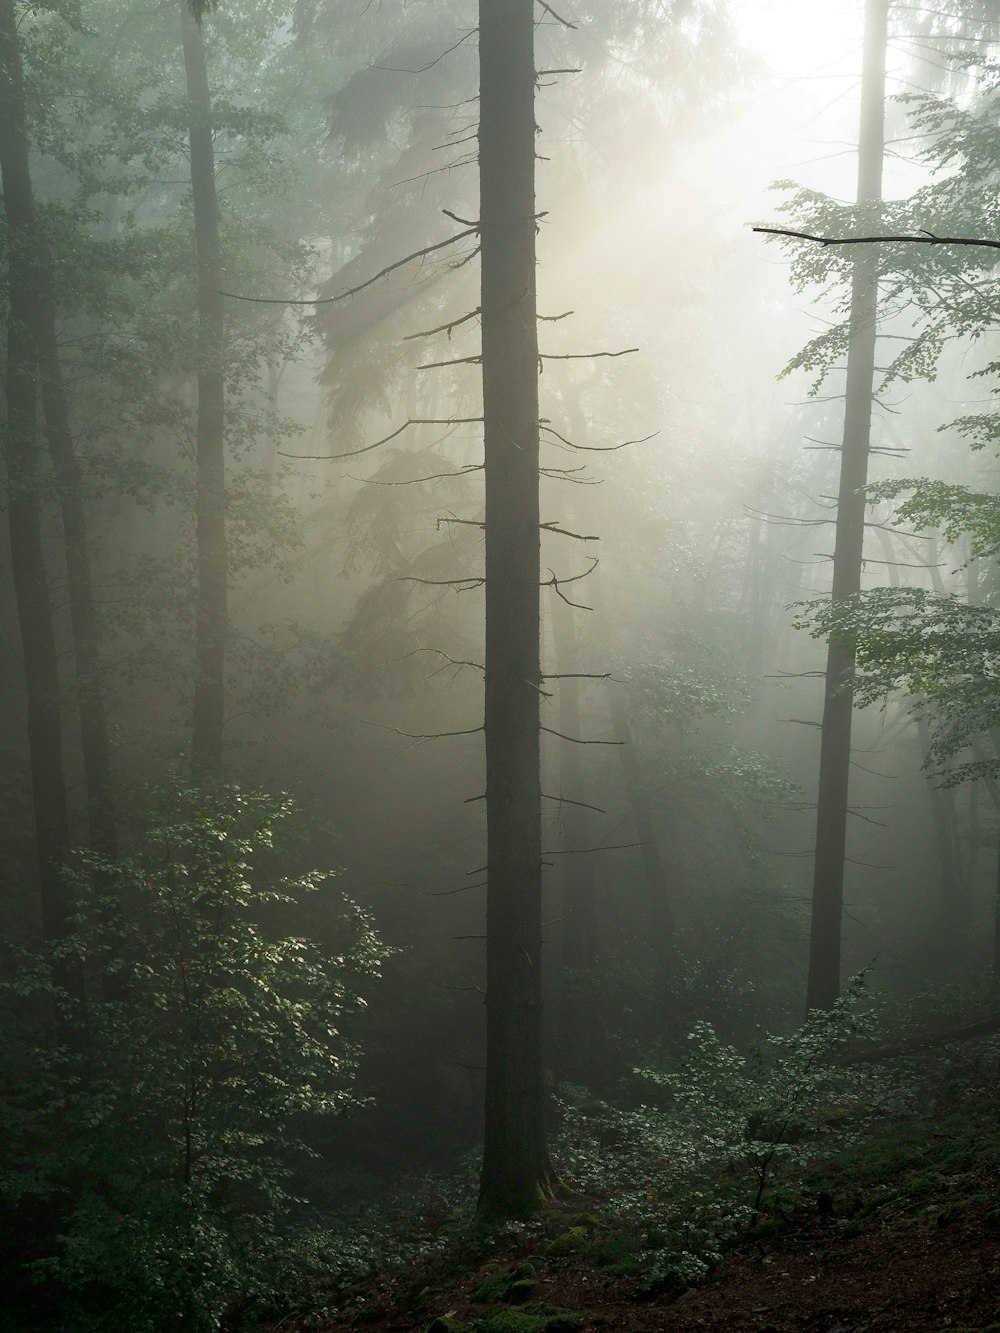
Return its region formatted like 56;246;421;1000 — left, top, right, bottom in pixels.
803;0;889;1013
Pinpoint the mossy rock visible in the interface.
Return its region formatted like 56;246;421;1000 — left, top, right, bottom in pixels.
472;1263;537;1305
427;1318;469;1333
544;1226;591;1257
474;1305;588;1333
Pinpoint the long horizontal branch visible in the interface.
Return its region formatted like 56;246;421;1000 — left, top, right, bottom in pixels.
280;416;483;462
220;223;479;306
541;725;622;746
753;226;1000;252
542;841;646;855
540;347;639;360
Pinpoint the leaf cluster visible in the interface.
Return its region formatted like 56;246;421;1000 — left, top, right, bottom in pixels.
0;783;388;1330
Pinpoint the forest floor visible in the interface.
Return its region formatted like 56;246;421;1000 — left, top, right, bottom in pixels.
284;1106;1000;1333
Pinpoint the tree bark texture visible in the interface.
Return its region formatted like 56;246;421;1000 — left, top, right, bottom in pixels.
477;0;557;1218
0;0;74;953
181;0;227;778
807;0;888;1013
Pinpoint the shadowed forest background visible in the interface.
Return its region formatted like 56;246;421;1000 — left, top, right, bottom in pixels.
3;0;1000;1329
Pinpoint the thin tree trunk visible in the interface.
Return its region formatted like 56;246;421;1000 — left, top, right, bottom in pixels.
588;573;675;969
478;0;557;1218
181;0;227;778
0;0;75;963
807;0;888;1012
552;600;599;1084
39;334;118;860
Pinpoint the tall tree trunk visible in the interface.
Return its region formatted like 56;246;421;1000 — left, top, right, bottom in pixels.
181;0;227;779
478;0;557;1218
807;0;888;1012
0;0;75;964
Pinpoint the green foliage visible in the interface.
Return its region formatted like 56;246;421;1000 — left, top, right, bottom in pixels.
799;587;1000;785
0;784;388;1331
555;985;901;1286
636;983;893;1212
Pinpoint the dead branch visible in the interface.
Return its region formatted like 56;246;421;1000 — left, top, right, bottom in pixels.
281;416;482;463
393;159;478;189
418;354;482;370
434;132;478;151
541;725;623;746
354;717;484;743
541;557;599;610
543;841;646;855
541;671;612;681
220;225;478;305
404;307;482;340
399;647;484;672
397;575;485;588
540;348;639;361
348;464;484;485
372;29;477;74
540;424;658;453
436;516;485;529
539;467;601;485
754;225;1000;252
542;792;607;814
541;520;599;541
425;882;487;896
536;0;577;27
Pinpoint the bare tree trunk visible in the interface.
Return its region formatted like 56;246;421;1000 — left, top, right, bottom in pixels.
0;0;74;965
181;0;227;779
478;0;558;1219
807;0;888;1012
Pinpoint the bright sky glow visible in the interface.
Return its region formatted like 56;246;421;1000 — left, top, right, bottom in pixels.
733;0;865;78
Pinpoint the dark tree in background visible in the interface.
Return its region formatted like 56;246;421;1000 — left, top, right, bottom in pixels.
182;0;228;778
0;0;74;962
807;0;888;1013
0;0;116;867
478;0;559;1219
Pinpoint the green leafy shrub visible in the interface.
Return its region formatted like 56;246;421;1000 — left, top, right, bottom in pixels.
636;980;897;1216
554;983;905;1285
0;783;388;1331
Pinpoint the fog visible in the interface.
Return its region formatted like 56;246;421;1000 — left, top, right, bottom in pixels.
2;0;999;1324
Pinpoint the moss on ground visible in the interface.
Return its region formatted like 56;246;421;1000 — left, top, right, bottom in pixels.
471;1263;538;1304
473;1305;589;1333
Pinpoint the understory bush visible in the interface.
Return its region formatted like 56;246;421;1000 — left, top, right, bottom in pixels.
0;784;388;1332
554;982;909;1284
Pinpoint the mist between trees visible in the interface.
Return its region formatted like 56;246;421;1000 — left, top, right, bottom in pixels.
2;0;1000;1328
